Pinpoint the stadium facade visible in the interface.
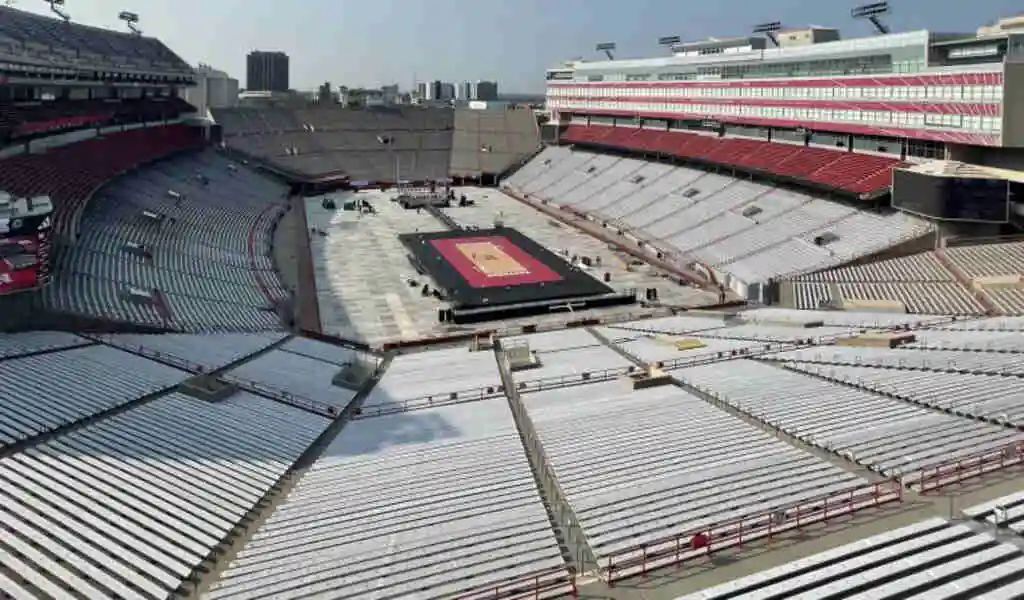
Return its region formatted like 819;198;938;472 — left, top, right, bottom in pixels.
544;11;1024;225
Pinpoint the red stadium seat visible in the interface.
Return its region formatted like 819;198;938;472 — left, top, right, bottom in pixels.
0;125;203;238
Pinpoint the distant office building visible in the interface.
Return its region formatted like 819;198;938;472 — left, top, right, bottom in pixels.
316;81;334;104
186;64;239;115
246;51;289;92
439;82;456;101
381;84;399;104
415;82;427;100
458;82;473;101
473;81;499;101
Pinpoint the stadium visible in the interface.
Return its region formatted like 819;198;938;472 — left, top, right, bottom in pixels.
2;1;1024;599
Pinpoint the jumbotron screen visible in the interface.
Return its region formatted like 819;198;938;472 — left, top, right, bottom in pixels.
893;170;1010;223
0;211;52;295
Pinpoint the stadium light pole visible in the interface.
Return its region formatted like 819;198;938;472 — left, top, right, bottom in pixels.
44;0;70;22
658;35;681;54
752;22;783;47
595;42;617;61
852;1;891;35
118;11;142;36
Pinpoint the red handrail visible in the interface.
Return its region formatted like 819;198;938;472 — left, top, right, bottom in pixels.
455;566;576;600
600;479;902;584
911;441;1024;493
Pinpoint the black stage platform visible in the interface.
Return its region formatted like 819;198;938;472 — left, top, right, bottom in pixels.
400;227;635;323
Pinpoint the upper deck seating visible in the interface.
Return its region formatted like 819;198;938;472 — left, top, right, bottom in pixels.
561;125;904;195
1;98;195;141
0;6;190;68
0;125;203;238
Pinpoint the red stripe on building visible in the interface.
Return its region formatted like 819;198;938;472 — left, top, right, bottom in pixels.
547;72;1004;90
551;97;1000;116
567;108;1002;145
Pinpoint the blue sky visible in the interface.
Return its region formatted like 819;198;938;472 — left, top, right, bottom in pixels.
15;0;1024;93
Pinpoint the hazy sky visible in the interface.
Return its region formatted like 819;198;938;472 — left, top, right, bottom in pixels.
15;0;1024;93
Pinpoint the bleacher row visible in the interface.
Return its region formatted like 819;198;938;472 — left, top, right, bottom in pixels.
0;125;203;239
213;106;542;182
39;151;293;332
789;241;1024;315
562;124;903;195
212;106;456;182
503;146;932;288
678;516;1024;600
1;307;1023;598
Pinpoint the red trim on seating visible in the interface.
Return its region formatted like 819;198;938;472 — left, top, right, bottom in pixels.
561;126;906;194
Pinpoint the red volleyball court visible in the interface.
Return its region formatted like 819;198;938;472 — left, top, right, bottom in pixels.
430;235;563;289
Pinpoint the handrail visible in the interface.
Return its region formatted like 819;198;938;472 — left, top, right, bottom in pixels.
909;441;1024;492
600;479;902;584
354;384;506;418
225;376;338;418
455;565;576;600
514;365;639;394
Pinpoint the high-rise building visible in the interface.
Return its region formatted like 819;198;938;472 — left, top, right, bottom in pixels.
439;82;456;101
317;81;334;104
473;80;499;101
246;51;290;92
458;82;473;101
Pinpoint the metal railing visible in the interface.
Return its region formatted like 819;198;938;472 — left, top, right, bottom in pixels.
514;365;639;395
455;566;577;600
909;442;1024;493
354;384;507;418
225;376;338;418
600;479;903;584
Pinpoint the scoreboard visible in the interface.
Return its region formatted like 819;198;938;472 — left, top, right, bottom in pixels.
892;169;1010;223
0;195;53;295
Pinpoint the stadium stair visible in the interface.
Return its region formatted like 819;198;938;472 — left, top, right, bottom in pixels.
188;350;394;597
934;248;1000;315
494;338;597;578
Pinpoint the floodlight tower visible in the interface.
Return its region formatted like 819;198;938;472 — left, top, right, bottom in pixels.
852;1;891;35
119;11;141;36
44;0;70;22
658;35;681;54
595;42;617;60
753;22;783;47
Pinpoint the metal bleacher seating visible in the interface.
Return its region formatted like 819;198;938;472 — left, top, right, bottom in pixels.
675;359;1024;484
359;346;502;416
519;379;868;568
965;490;1024;539
205;398;571;600
0;390;330;599
0;341;191;448
0;125;203;239
504;148;933;285
212;106;455;182
674;518;1024;600
43;151;291;332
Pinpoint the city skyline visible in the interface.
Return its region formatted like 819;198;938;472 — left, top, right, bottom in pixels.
11;0;1024;93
